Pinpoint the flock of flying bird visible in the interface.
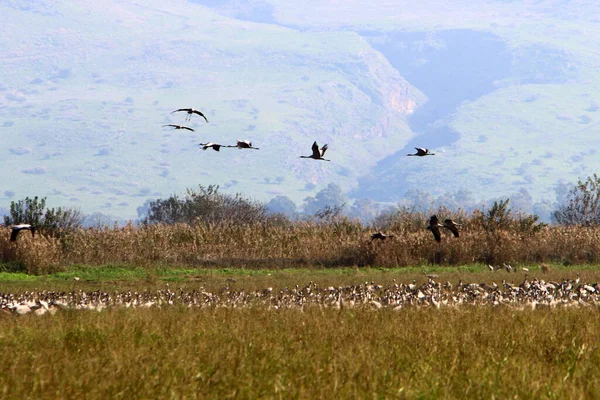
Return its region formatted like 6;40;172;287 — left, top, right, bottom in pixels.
164;107;337;159
7;108;453;243
165;108;261;152
166;107;455;242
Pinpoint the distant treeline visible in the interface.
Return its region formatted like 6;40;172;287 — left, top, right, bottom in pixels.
1;175;600;274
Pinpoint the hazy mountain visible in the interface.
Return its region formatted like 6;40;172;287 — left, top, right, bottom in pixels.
2;0;599;218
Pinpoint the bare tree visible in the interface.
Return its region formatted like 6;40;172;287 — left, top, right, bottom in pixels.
554;174;600;226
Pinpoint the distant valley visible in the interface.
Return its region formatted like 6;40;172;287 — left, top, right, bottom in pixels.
2;0;599;220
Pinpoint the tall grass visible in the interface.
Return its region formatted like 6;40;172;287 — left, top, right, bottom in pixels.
0;228;61;274
3;207;600;274
1;306;599;399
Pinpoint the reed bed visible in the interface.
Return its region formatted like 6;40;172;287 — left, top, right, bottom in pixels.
1;306;600;399
3;210;600;274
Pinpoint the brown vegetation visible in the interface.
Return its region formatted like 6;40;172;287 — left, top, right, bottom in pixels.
3;204;600;275
1;307;600;398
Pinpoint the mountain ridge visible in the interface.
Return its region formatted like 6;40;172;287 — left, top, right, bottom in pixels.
2;0;600;219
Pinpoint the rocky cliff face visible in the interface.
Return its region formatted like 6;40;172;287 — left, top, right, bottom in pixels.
361;49;423;116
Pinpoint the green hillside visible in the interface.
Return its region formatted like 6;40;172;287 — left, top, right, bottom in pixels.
264;0;600;203
2;0;600;218
0;0;419;218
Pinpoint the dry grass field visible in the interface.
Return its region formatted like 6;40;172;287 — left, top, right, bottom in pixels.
1;303;599;399
1;264;600;398
2;206;600;275
2;209;600;398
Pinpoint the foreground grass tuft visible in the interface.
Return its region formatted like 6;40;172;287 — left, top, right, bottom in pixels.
1;307;599;398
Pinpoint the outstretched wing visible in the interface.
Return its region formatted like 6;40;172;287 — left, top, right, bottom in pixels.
320;144;328;157
444;219;460;237
311;141;320;158
182;126;195;132
193;110;209;122
427;225;442;242
172;108;190;113
370;232;390;241
10;226;34;241
429;215;440;226
415;147;426;155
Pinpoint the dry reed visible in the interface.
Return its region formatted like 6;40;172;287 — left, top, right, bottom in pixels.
2;209;600;274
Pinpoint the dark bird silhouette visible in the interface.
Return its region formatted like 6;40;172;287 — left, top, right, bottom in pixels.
229;140;259;150
300;141;329;161
443;219;461;238
171;108;209;122
162;124;195;132
199;142;223;151
427;215;444;242
10;224;36;241
371;232;393;242
407;147;435;157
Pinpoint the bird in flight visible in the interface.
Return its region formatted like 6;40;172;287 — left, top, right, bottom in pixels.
172;108;209;122
443;219;461;238
427;215;444;242
199;142;224;151
229;140;259;150
10;224;36;241
407;147;435;157
162;124;195;132
370;232;393;242
300;141;330;161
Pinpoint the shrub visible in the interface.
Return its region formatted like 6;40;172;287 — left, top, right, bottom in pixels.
142;185;272;225
554;174;600;226
0;227;62;274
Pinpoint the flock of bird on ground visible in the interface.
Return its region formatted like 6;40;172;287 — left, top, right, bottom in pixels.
2;273;598;315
